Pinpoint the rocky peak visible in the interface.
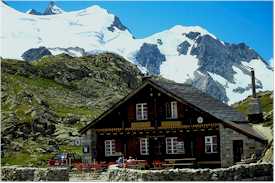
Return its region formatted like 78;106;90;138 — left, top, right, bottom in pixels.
226;42;261;63
43;1;65;15
21;47;52;62
191;34;263;83
108;16;128;32
26;9;42;15
135;43;166;75
185;31;201;40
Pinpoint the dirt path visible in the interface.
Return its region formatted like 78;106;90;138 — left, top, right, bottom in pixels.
252;124;273;142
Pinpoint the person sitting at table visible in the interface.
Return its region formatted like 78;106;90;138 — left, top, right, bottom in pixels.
116;155;124;168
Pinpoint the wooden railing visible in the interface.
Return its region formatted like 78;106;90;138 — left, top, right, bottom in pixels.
160;121;182;128
159;123;219;129
95;123;219;133
131;121;151;128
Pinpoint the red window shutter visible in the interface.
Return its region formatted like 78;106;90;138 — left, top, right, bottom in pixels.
196;135;204;154
128;104;135;121
178;103;184;118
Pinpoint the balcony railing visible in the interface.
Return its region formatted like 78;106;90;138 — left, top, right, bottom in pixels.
160;121;183;128
131;121;151;128
95;123;219;134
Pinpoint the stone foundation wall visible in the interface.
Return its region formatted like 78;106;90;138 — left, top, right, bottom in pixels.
219;124;265;167
104;163;273;181
82;128;97;164
1;167;69;181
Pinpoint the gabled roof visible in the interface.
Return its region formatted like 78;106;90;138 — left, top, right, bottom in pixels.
79;78;266;142
149;79;248;123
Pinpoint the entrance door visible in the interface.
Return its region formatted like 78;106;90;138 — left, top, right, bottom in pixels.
233;140;243;163
150;137;164;159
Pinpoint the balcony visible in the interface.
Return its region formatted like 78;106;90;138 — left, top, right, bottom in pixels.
131;121;152;129
160;121;183;128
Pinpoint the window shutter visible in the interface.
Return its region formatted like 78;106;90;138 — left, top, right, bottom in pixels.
178;102;184;118
196;135;204;155
128;104;135;121
166;102;171;118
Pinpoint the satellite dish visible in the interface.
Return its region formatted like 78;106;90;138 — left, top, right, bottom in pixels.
197;116;204;124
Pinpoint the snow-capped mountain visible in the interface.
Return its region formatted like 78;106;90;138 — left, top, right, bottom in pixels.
0;1;273;104
25;1;65;15
43;1;65;15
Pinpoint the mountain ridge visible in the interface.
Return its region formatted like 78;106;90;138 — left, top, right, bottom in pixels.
25;1;65;15
1;1;273;105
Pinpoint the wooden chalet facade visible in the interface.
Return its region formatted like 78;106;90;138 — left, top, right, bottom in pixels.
79;78;266;168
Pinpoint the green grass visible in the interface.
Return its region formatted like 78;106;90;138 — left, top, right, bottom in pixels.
233;91;273;127
15;104;33;124
234;91;273;115
260;94;273;113
3;74;23;94
49;102;97;118
17;75;66;90
2;152;31;166
3;72;72;92
1;101;12;112
2;152;54;167
59;145;82;155
1;138;55;167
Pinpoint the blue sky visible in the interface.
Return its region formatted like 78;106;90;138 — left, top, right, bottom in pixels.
5;1;273;62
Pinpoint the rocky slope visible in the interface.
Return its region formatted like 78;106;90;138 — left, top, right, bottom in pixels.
1;1;273;104
1;53;143;166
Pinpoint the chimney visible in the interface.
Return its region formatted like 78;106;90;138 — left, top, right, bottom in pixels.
251;69;257;98
248;69;263;123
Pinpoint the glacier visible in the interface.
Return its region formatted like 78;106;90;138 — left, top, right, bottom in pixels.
0;1;273;104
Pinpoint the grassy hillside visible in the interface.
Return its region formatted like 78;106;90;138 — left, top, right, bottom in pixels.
1;53;143;166
232;91;273;127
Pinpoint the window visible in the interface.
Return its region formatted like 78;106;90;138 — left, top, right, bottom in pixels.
105;140;115;157
166;101;178;119
205;136;218;153
136;103;148;120
166;137;184;154
140;138;149;155
83;145;89;153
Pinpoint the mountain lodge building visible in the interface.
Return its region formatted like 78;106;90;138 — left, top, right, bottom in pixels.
79;78;266;168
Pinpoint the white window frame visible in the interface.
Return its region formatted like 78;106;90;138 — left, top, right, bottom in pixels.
166;101;178;119
105;140;116;157
136;103;148;120
140;138;149;155
171;101;178;119
166;137;178;154
205;136;218;153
